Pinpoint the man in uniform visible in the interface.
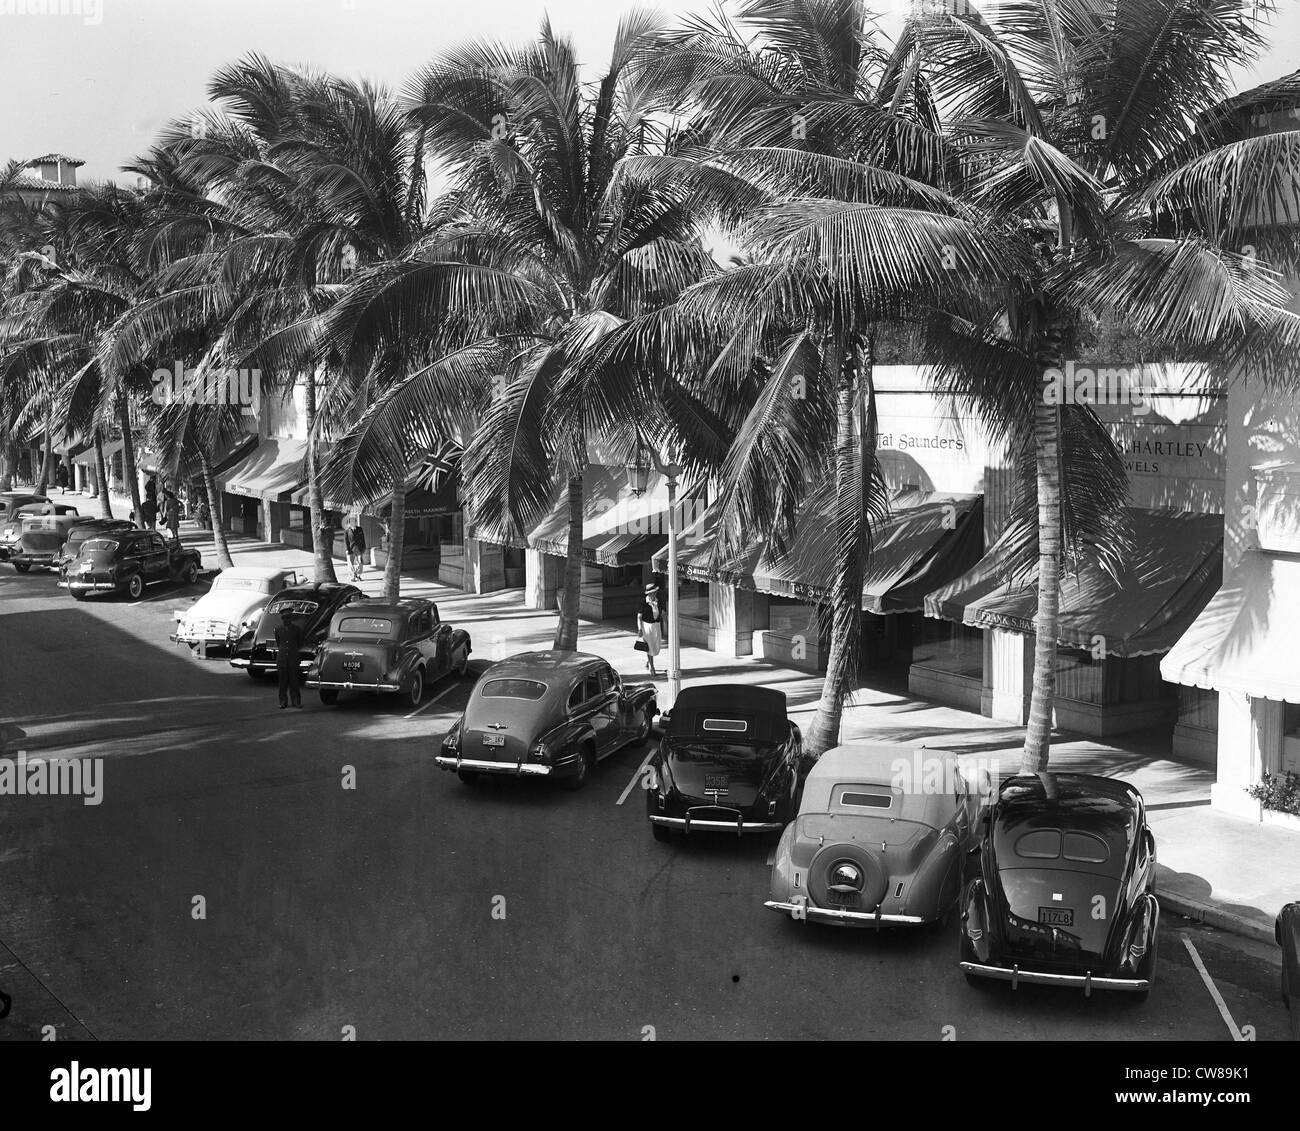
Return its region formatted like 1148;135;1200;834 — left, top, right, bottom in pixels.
274;608;304;708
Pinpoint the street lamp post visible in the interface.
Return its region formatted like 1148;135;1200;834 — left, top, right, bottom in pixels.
629;435;682;708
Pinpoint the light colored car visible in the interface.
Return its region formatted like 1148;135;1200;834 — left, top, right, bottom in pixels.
170;565;302;656
1;500;74;561
765;743;988;928
9;511;87;572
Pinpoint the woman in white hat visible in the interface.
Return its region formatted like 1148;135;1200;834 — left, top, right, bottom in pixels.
637;581;663;676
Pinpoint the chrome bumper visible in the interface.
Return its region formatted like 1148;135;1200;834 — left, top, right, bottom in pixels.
434;755;552;777
307;679;401;691
230;657;310;670
764;900;926;926
67;581;118;591
652;815;783;834
959;961;1149;993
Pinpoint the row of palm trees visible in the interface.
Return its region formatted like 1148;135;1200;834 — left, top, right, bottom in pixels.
3;1;1300;773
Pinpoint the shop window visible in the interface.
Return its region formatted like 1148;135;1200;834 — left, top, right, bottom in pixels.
601;564;642;592
767;596;820;637
677;579;710;621
1285;703;1300;739
909;618;981;675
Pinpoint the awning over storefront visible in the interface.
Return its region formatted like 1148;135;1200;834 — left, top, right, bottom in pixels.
381;472;461;518
925;508;1223;657
72;439;123;466
217;437;307;501
652;490;983;614
527;464;674;566
1160;552;1300;703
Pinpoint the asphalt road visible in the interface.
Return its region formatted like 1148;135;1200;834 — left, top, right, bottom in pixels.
0;564;1292;1041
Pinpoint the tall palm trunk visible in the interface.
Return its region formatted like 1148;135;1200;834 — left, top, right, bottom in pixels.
805;332;874;755
197;446;233;569
383;475;406;601
93;430;113;518
117;396;143;526
304;370;339;583
0;433;13;491
553;470;585;652
36;408;53;494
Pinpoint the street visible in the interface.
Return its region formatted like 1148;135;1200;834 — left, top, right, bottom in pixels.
0;564;1290;1042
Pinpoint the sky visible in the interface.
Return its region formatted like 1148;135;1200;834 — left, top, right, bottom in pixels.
3;0;1300;185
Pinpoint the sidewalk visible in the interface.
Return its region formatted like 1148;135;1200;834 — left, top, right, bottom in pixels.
48;482;1299;945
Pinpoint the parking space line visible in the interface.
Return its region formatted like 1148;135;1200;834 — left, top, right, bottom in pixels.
404;684;458;720
616;749;655;806
1182;935;1244;1041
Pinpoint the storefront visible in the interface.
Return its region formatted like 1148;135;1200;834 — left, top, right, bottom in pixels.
215;436;307;541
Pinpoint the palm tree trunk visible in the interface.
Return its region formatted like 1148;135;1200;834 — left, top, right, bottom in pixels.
304;370;339;583
805;332;874;755
553;471;585;652
93;430;113;519
383;477;405;601
1021;396;1063;773
117;396;143;526
0;432;14;492
197;446;233;569
36;409;53;494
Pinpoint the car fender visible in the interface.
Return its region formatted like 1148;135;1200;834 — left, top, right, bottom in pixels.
768;823;799;903
961;877;992;963
908;829;963;915
448;627;472;655
537;718;590;756
626;684;659;717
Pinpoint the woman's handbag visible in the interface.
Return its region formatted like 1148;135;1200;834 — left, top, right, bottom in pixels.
634;640;649;652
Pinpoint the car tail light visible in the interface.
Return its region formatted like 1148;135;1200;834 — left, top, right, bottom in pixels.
528;741;548;763
768;798;778;816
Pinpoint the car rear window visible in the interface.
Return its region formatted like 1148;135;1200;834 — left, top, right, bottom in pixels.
339;616;393;634
1062;831;1110;863
268;599;319;616
1015;830;1062;859
840;790;893;809
702;717;748;733
216;575;272;593
480;678;546;700
80;538;119;553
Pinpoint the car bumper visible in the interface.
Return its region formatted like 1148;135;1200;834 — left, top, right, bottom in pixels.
959;961;1150;993
307;679;402;692
434;755;552;777
764;900;927;926
652;814;783;834
230;657;310;670
11;555;54;567
65;580;119;592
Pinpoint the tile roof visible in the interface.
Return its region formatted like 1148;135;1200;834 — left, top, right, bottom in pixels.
26;154;85;167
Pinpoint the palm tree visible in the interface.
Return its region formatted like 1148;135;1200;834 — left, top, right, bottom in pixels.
903;0;1300;772
393;13;720;649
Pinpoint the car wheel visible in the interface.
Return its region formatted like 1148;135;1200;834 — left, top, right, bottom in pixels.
406;668;425;708
633;706;652;745
964;970;997;991
71;591;86;601
453;645;469;676
126;573;144;600
652;823;673;843
458;770;480;786
559;743;595;792
13;562;30;573
319;689;340;706
182;561;198;585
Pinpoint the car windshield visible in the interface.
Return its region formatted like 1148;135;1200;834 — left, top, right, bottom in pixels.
480;678;547;700
267;599;319;617
338;616;394;635
80;538;119;553
216;574;274;594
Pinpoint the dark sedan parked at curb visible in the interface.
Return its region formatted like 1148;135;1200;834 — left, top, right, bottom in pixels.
647;685;809;841
55;519;136;580
436;650;657;790
960;772;1159;1000
766;744;987;928
305;596;472;708
1276;901;1299;1040
61;529;202;600
230;581;363;678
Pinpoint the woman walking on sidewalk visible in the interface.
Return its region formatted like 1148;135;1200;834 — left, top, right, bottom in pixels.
637;582;663;677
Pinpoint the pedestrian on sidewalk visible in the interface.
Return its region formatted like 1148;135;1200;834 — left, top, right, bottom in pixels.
142;475;158;529
345;520;367;582
197;498;211;530
274;609;304;708
637;582;663;677
162;489;180;541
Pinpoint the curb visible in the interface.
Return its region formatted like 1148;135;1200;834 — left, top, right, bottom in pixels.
1159;892;1276;945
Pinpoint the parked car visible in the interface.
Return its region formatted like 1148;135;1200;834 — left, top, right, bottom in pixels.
54;519;136;579
436;650;657;790
1;500;75;561
960;773;1159;1000
0;491;48;525
62;529;202;600
229;581;363;678
647;685;809;841
306;597;472;707
169;565;303;657
766;743;987;927
1276;901;1300;1040
9;511;88;572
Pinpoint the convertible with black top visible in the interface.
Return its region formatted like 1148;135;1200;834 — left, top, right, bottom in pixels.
436;650;657;790
647;684;808;840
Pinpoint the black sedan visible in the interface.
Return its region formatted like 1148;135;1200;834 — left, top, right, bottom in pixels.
436;651;657;791
229;581;362;678
55;518;136;579
960;772;1159;1000
646;685;807;841
62;529;202;600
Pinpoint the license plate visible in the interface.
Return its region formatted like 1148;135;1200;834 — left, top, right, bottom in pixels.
342;660;363;672
482;734;505;747
80;564;92;573
705;774;729;794
1038;907;1074;927
826;889;857;906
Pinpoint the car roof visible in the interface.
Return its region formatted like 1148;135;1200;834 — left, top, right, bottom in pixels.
667;684;787;743
341;597;430;616
276;582;355;598
217;565;292;580
803;743;963;823
488;650;604;678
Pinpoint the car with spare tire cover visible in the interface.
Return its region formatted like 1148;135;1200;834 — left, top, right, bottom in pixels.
436;650;657;790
